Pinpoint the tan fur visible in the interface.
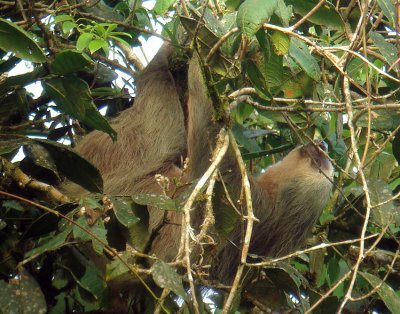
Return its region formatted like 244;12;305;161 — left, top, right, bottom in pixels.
64;45;333;285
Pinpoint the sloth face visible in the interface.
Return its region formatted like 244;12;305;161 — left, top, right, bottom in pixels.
299;140;333;174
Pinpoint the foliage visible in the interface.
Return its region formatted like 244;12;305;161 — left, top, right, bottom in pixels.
0;0;400;313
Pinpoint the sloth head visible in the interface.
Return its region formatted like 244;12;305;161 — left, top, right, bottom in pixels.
298;140;333;174
280;140;334;179
258;140;334;201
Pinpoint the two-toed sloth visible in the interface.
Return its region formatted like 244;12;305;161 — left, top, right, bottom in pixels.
68;44;333;284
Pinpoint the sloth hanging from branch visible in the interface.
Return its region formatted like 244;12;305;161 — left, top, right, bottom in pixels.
63;42;333;307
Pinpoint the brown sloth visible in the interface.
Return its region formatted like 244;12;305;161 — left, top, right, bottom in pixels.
66;44;333;284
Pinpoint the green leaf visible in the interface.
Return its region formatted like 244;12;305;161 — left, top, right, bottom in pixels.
42;76;117;140
356;109;400;131
53;14;74;24
275;0;293;27
88;38;108;54
366;151;397;181
25;227;71;258
289;37;320;81
73;217;108;254
106;257;130;281
62;21;77;34
225;0;242;11
360;272;400;313
262;263;308;302
271;31;290;56
154;0;176;15
370;32;397;68
260;47;284;93
22;143;60;182
34;139;103;193
232;123;262;153
377;0;396;27
2;200;25;212
0;270;47;314
80;264;106;299
286;0;344;30
327;257;340;287
125;203;149;251
51;50;92;74
237;0;278;38
246;60;270;99
0;18;46;63
77;32;94;51
132;194;177;211
245;280;285;310
111;196;139;228
281;79;303;98
368;180;399;226
152;261;187;299
347;58;366;85
0;137;29;155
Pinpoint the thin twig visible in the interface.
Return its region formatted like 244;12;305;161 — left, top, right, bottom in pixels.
222;131;257;314
337;76;373;313
1;157;70;203
178;129;230;314
291;0;326;30
205;27;239;64
246;233;380;267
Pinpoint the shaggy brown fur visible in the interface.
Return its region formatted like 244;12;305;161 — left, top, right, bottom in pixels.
65;44;333;284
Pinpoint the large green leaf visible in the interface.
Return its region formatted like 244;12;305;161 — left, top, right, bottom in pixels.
51;50;92;75
262;263;309;303
25;227;71;258
125;201;149;251
356;109;400;131
286;0;344;30
275;0;293;27
237;0;278;38
154;0;176;15
360;272;400;314
152;261;187;299
34;139;103;193
246;59;270;99
0;270;47;314
0;18;46;63
271;31;290;56
111;196;139;228
377;0;396;27
368;180;399;226
131;194;177;211
370;32;397;68
106;253;131;281
42;76;117;140
289;37;320;81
